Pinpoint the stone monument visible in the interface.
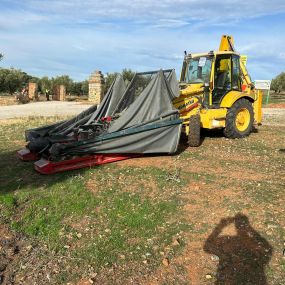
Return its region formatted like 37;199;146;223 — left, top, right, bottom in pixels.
28;82;37;100
88;71;105;104
53;85;66;101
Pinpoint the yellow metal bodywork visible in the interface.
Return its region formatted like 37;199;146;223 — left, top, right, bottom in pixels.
220;91;255;108
173;83;203;119
200;108;227;129
173;91;201;135
253;90;263;124
179;83;204;97
175;35;263;135
173;96;200;117
219;35;234;51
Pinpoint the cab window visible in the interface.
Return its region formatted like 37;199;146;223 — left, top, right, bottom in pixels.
185;57;212;84
232;55;241;91
212;55;232;104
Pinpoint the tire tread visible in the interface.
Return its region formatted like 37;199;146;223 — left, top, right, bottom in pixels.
224;98;254;139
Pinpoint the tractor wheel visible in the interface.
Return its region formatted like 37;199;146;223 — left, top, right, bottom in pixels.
224;98;254;138
188;114;201;147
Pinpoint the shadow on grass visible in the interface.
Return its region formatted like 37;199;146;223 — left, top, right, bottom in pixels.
204;213;272;285
0;149;87;194
201;126;259;139
0;144;188;194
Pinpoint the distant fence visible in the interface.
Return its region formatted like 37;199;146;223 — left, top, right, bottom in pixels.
264;91;285;105
270;91;285;100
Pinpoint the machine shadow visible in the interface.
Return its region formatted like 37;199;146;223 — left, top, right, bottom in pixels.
175;134;190;155
201;126;259;140
201;128;225;139
204;213;272;285
175;128;224;154
0;150;87;194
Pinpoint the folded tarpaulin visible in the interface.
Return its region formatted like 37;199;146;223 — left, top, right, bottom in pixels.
26;74;127;152
49;69;182;159
24;69;182;159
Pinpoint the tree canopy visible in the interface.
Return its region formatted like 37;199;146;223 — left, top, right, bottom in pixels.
271;72;285;93
104;68;135;92
0;68;89;96
0;68;31;94
0;67;137;96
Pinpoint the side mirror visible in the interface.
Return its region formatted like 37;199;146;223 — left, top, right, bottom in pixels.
204;83;210;92
204;82;213;91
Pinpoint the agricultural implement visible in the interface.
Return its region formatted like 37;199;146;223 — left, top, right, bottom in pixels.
18;35;263;174
18;70;182;174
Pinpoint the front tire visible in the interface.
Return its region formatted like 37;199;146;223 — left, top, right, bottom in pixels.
224;98;254;138
188;114;201;147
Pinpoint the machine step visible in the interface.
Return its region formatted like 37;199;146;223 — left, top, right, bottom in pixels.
34;154;140;174
17;148;39;161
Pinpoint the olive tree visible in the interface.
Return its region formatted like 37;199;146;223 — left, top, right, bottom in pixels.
104;68;136;93
271;72;285;93
0;68;27;94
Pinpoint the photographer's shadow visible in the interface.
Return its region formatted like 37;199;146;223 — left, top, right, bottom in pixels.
204;214;272;285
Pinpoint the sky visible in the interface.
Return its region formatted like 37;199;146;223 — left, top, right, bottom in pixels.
1;0;285;81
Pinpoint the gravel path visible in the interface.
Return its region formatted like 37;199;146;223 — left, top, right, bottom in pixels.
262;107;285;126
0;102;284;126
0;101;92;120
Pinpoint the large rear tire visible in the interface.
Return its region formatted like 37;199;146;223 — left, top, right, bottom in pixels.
188;114;201;147
224;98;254;139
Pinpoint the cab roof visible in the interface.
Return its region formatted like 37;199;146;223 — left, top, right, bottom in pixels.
186;51;240;59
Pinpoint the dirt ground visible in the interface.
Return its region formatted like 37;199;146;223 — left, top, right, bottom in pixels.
0;106;284;284
0;101;91;120
262;107;285;126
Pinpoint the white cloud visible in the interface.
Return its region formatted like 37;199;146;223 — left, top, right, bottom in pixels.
23;0;285;22
150;19;190;28
72;45;89;51
1;0;285;80
0;10;49;30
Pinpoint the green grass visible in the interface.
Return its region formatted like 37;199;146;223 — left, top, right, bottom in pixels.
0;116;284;284
0;117;191;283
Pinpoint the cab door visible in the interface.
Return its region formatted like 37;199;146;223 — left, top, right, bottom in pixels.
211;54;241;105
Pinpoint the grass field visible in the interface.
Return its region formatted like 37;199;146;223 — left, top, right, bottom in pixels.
0;116;284;284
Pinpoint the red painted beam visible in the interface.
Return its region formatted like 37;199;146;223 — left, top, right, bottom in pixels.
17;148;39;161
34;153;141;174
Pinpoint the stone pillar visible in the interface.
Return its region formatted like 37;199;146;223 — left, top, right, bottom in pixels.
88;71;105;104
28;82;37;100
59;85;66;101
53;85;66;101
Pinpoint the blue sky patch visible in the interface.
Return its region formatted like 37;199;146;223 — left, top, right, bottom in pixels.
1;0;285;81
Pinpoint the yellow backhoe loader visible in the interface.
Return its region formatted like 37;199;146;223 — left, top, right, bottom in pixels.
173;35;263;146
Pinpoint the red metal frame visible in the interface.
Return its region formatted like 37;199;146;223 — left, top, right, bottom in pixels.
17;148;39;161
180;102;199;115
34;153;141;174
